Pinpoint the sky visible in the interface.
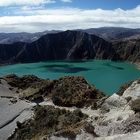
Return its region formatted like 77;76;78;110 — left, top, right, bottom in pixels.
0;0;140;32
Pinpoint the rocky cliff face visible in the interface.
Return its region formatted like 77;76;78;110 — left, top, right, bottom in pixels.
113;38;140;62
0;31;120;64
1;30;140;64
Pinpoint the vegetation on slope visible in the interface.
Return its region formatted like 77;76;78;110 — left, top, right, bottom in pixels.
8;105;88;140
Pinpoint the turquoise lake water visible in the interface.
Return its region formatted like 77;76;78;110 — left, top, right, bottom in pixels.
0;60;140;95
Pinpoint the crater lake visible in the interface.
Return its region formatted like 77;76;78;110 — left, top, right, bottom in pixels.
0;60;140;95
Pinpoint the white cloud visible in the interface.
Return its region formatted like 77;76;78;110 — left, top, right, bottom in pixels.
0;0;55;6
60;0;72;3
0;6;140;32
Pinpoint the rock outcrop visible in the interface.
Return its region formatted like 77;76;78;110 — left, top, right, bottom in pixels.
1;75;140;140
3;74;43;90
3;75;105;107
51;76;105;108
1;76;140;140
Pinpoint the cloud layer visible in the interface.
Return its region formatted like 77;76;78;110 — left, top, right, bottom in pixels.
0;6;140;32
0;0;56;6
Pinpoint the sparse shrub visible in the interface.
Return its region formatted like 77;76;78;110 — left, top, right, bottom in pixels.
9;106;88;140
73;109;84;118
117;81;133;96
51;76;105;108
84;123;98;137
130;99;140;113
16;121;22;129
125;96;132;102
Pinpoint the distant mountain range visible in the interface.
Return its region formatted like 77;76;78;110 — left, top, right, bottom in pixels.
0;27;140;64
1;27;140;44
0;30;60;44
82;27;140;41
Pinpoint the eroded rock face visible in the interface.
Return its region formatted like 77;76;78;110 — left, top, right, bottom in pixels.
1;30;140;65
112;39;140;62
1;30;140;64
0;31;120;64
92;80;140;138
120;80;140;101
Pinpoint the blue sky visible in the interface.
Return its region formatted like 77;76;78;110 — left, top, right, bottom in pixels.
0;0;140;32
46;0;140;10
1;0;140;16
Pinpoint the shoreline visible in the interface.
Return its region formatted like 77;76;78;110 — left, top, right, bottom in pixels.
134;62;140;70
0;59;125;67
0;60;139;96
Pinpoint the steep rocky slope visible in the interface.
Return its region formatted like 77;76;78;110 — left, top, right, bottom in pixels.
0;31;119;64
113;38;140;62
3;74;105;107
0;75;140;140
0;75;105;140
1;30;140;64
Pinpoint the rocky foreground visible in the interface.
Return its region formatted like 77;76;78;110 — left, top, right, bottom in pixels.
0;75;140;140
